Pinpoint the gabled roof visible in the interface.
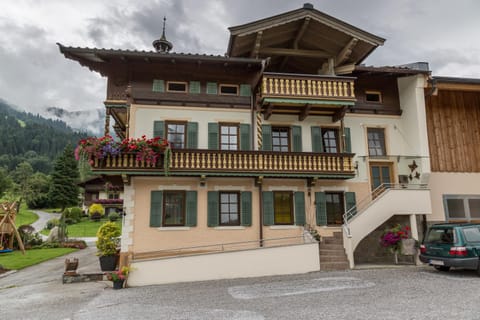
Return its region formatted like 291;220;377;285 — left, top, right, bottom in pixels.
227;3;385;74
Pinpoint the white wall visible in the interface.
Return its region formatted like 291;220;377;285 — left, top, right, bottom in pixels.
127;243;320;286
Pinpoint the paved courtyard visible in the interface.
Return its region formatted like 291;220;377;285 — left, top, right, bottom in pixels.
2;248;480;320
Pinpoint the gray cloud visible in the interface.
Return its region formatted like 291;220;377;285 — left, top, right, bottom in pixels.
0;0;479;128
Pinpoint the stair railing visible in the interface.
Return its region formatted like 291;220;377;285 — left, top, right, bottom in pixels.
342;183;428;237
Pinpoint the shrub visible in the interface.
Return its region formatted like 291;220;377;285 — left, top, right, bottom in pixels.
68;207;83;222
15;225;43;249
89;203;105;221
26;194;50;209
96;221;121;256
108;212;120;222
46;218;60;230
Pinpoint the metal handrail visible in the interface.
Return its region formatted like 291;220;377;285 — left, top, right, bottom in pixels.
133;234;316;261
342;183;428;237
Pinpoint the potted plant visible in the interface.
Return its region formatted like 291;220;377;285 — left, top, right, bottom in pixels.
380;224;410;264
106;266;132;289
96;221;121;271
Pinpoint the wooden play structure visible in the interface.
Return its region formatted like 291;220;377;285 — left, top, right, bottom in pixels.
0;202;25;254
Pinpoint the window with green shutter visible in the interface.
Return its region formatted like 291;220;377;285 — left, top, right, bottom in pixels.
207;191;219;227
206;82;218;95
292;126;302;152
239;124;251;150
344;127;352;153
185;191;197;227
153;121;165;138
208;123;219;150
315;192;327;226
261;125;272;151
294;192;306;226
150;191;163;227
186;122;198;149
241;192;252;226
311;126;323;152
262;191;274;226
152;79;165;92
163;191;186;226
219;192;240;226
240;84;252;97
189;81;201;94
345;191;357;218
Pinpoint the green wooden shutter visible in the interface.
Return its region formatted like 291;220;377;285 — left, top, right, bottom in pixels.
189;81;201;94
206;82;218;94
311;126;323;152
292;126;302;152
152;79;165;92
241;192;252;226
294;192;306;226
207;191;219;227
345;192;357;218
344;127;351;153
262;191;274;225
185;191;197;227
261;125;272;151
150;191;163;227
240;84;252;96
208;123;219;150
240;124;251;150
186;122;198;149
315;192;327;226
153;121;165;138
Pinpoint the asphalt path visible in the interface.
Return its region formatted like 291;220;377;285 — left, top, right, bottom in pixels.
2;259;480;320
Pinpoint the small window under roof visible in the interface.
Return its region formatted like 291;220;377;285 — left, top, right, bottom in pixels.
365;91;382;103
167;81;187;93
220;84;239;95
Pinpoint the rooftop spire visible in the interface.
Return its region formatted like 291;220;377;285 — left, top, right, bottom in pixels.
153;16;173;53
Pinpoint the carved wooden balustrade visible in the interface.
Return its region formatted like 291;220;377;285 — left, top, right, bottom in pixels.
90;149;355;176
261;72;356;101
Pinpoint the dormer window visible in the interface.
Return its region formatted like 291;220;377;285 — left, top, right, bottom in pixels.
365;91;382;103
167;81;187;93
219;84;239;95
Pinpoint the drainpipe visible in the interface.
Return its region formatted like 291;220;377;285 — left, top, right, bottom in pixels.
258;178;264;247
425;77;438;97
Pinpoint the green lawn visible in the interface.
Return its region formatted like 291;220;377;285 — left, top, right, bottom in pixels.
39;218;122;237
15;203;39;227
0;248;77;270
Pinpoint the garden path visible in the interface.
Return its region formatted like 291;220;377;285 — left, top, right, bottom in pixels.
31;210;61;233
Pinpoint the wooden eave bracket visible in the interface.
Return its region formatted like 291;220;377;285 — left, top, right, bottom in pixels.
335;38;358;67
251;31;263;58
299;104;311;121
332;106;347;122
280;17;311;69
263;103;273;120
121;174;130;185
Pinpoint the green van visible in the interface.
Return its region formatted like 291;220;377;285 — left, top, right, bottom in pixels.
420;223;480;274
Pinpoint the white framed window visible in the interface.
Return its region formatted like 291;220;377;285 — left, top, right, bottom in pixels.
444;195;480;221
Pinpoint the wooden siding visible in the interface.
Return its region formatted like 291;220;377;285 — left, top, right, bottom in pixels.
350;75;401;115
425;90;480;172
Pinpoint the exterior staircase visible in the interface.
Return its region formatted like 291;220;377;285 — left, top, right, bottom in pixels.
319;232;349;270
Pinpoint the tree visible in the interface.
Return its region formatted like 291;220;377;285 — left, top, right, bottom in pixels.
49;144;80;212
25;172;51;209
12;161;34;210
0;167;12;198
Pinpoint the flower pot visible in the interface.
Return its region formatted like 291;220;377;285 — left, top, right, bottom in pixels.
113;279;124;290
99;255;117;271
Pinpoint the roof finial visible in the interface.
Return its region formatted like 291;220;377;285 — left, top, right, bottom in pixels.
153;16;173;53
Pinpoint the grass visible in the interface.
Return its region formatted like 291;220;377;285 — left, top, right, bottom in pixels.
0;248;77;270
41;217;122;237
15;203;38;227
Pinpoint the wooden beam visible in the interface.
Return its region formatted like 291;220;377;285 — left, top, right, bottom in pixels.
335;38;358;67
332;106;347;123
334;63;356;75
250;31;263;58
280;17;311;70
299;104;311;121
320;57;335;75
259;47;330;58
263;103;273;120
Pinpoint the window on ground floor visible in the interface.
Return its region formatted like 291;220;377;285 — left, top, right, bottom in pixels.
220;192;240;226
163;191;185;226
326;192;344;225
274;191;293;225
444;195;480;221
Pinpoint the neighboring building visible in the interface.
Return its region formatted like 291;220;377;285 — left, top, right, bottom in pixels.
78;176;124;216
60;4;433;285
425;77;480;225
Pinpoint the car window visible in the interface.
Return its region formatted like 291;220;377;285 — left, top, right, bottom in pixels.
462;227;480;242
426;228;454;244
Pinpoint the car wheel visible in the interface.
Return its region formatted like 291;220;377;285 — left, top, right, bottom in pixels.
434;266;450;272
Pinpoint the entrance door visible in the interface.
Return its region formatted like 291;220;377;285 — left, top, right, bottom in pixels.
370;162;393;197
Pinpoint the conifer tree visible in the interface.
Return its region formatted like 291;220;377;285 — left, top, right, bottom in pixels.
49;144;80;212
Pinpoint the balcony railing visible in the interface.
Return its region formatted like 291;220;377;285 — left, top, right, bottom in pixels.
261;72;356;101
90;149;355;177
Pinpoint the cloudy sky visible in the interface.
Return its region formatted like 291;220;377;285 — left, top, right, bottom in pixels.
1;0;479;120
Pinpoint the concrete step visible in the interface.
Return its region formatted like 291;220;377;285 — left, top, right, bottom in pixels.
319;248;347;256
321;261;350;271
320;255;349;263
323;238;343;245
320;243;344;250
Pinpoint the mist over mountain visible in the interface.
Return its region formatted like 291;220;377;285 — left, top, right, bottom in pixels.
44;107;104;136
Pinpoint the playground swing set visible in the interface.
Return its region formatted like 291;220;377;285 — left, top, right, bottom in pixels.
0;202;25;254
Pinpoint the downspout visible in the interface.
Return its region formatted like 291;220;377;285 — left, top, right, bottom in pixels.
258;180;264;247
425;77;437;97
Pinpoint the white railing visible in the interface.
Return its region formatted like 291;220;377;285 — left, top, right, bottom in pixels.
133;234;317;261
342;183;428;237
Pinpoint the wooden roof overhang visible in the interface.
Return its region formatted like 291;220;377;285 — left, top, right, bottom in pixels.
428;77;480;92
227;4;385;74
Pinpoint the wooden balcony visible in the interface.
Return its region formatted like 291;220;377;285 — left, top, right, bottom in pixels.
260;72;356;121
90;149;355;178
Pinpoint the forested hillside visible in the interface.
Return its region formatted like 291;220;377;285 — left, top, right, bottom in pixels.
0;100;89;173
